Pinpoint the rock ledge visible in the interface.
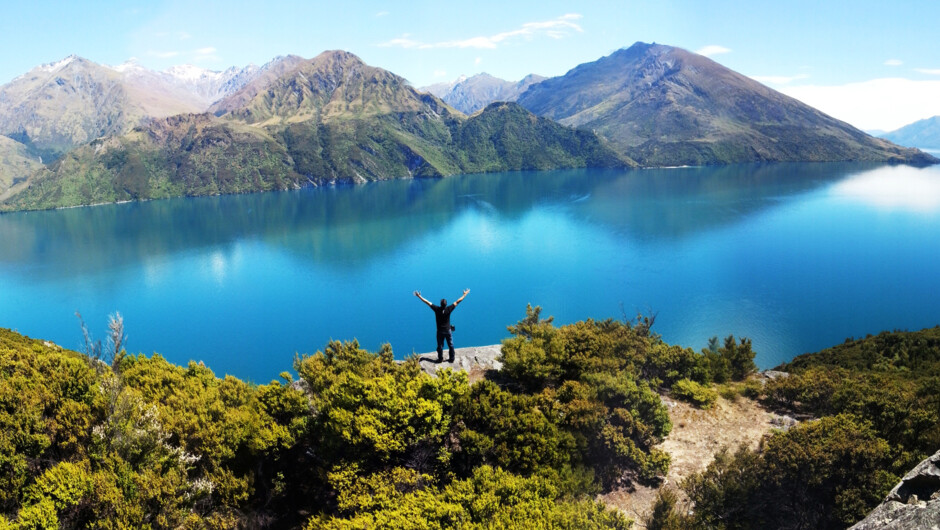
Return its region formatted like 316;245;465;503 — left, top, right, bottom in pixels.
850;448;940;529
414;345;503;382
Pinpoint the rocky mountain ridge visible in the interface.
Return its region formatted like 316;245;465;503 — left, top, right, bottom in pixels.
2;51;626;211
0;54;294;163
420;72;546;114
516;42;935;166
1;44;936;208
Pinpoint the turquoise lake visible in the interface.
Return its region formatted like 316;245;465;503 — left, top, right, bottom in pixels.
1;162;939;382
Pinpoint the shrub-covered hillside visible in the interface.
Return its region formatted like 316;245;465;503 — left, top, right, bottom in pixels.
649;326;940;530
0;307;759;529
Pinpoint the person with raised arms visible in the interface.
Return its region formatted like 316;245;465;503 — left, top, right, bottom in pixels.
414;289;470;363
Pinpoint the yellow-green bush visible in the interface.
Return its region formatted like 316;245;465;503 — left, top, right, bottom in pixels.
671;379;717;409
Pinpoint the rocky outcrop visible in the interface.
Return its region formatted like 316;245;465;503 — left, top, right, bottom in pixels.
850;449;940;529
415;344;503;383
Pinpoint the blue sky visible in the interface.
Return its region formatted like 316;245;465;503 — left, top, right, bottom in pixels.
1;0;938;131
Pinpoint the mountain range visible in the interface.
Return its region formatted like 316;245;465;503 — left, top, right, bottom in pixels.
1;51;623;211
0;55;287;160
0;43;935;211
880;115;940;150
421;73;546;114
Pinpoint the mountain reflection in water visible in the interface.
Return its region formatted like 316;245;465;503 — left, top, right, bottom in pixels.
0;162;937;382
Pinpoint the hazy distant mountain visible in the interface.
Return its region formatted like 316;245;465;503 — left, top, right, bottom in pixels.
420;73;546;114
517;42;935;166
0;56;155;161
0;55;289;157
206;55;308;116
3;51;625;211
880;116;940;149
0;55;301;192
421;76;467;99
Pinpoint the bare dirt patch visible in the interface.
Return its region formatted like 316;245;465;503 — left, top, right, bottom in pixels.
602;393;780;527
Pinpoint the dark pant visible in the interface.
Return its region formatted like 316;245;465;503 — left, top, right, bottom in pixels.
436;329;454;361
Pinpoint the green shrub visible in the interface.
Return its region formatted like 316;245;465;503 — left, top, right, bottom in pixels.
671;379;718;409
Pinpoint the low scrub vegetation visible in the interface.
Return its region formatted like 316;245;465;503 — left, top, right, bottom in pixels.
1;312;933;528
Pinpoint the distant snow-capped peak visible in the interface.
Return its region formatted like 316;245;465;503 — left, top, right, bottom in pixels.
38;55;79;73
163;64;220;83
111;58;147;73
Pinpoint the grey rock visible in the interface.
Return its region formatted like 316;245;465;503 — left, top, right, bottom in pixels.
414;344;503;378
769;413;798;431
851;449;940;529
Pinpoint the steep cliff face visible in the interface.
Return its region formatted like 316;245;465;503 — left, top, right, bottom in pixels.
850;449;940;529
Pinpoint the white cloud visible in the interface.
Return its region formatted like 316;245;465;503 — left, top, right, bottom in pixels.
375;11;389;17
433;70;448;78
195;47;216;55
884;59;903;66
475;57;482;65
382;36;423;49
695;45;731;57
750;73;810;85
915;68;940;75
778;78;940;131
379;13;583;50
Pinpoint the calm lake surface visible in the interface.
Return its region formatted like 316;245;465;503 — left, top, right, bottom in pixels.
2;162;939;382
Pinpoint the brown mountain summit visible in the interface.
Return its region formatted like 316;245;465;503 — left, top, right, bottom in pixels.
517;42;936;166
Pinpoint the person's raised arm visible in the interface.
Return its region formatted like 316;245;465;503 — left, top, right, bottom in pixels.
414;290;433;307
455;288;470;305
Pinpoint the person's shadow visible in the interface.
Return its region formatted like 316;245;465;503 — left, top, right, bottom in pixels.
418;357;444;364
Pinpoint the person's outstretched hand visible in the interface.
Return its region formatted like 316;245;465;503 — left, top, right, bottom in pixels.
414;290;421;297
463;289;470;295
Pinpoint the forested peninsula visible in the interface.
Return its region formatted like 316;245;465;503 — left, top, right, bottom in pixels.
1;309;937;528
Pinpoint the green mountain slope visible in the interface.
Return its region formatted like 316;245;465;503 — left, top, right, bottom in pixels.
2;52;628;211
3;114;300;211
0;136;42;193
221;50;440;124
517;42;937;166
452;101;625;171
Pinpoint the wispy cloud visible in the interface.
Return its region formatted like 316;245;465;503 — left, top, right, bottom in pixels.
379;13;583;50
192;46;220;63
695;45;731;57
915;68;940;75
884;59;903;66
475;57;482;66
433;70;448;78
750;73;810;85
375;10;389;17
